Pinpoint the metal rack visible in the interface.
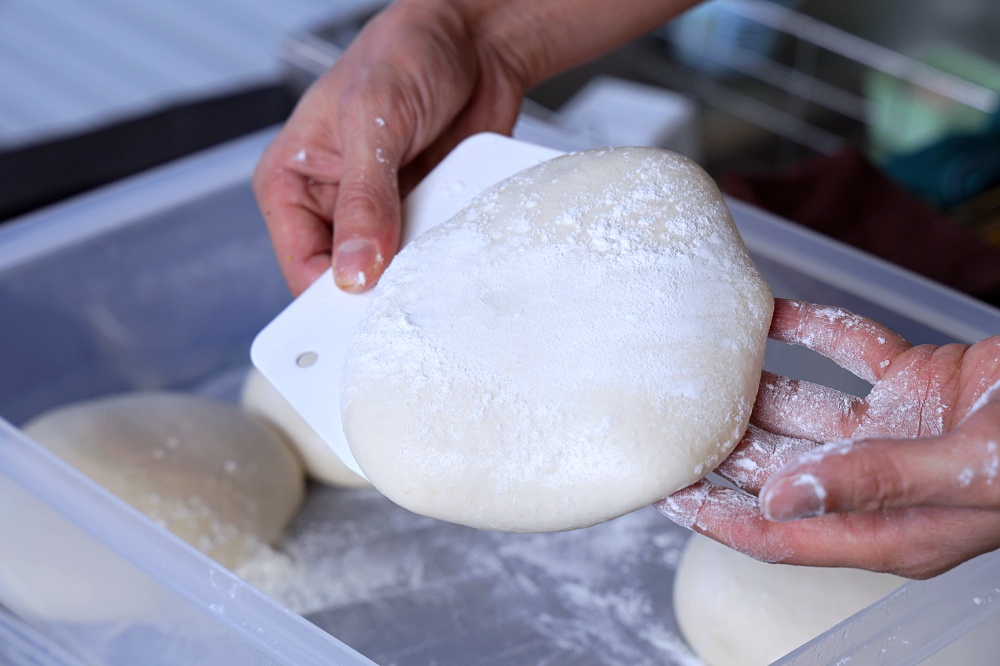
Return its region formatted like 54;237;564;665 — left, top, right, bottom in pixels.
278;0;1000;237
281;0;998;168
641;0;999;170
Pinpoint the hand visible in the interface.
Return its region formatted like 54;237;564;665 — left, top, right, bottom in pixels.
253;0;701;295
252;1;530;295
657;298;1000;579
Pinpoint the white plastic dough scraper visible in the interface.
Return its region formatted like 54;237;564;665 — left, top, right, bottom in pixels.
251;133;563;479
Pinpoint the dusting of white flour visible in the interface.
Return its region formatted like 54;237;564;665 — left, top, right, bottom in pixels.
340;147;772;532
238;487;702;665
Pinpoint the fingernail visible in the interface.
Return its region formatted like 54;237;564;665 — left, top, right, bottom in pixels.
334;238;382;291
760;473;827;521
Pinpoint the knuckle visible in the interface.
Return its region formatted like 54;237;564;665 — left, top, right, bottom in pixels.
904;563;949;580
336;180;395;231
886;549;956;580
850;522;936;579
849;450;907;511
252;142;286;193
251;155;273;200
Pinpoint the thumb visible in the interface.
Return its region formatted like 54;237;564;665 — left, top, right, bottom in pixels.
760;429;1000;522
332;113;404;292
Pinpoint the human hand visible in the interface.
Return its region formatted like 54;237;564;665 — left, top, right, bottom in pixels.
252;1;530;295
657;298;1000;579
253;0;703;295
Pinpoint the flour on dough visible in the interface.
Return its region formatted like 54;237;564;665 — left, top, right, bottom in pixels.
20;392;304;569
341;147;772;532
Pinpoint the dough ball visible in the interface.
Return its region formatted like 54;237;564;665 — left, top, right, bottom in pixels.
240;367;369;488
20;392;305;570
341;147;773;532
674;533;906;665
0;471;170;624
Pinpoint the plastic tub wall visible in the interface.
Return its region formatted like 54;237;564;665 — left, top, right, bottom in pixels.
1;129;1000;664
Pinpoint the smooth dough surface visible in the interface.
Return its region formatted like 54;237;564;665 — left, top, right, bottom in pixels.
20;392;304;570
241;367;369;488
0;468;169;624
342;147;772;532
674;533;906;666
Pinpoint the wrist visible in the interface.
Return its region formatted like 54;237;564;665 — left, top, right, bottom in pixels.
392;0;551;92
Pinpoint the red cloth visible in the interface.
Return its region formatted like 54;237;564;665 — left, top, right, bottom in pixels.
723;148;1000;304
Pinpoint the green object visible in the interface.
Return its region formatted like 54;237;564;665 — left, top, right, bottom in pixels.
882;111;1000;209
865;43;1000;161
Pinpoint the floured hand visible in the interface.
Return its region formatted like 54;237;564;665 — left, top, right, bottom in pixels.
657;298;1000;579
252;0;704;296
252;1;528;295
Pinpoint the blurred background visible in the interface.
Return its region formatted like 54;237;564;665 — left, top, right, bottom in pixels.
2;0;1000;301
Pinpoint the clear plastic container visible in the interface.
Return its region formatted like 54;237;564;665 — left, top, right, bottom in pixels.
2;128;1000;665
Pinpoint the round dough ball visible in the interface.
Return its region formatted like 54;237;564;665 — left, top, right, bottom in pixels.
240;367;369;488
341;147;773;532
0;470;169;624
20;392;305;570
674;533;906;665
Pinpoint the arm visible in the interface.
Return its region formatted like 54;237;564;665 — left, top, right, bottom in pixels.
658;299;1000;579
253;0;700;294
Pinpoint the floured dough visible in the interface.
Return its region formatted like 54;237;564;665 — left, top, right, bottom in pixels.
341;147;772;532
0;468;170;624
674;533;906;665
20;392;305;569
241;367;369;487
